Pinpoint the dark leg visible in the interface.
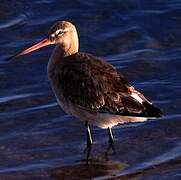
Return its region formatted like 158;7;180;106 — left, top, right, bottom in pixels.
85;121;93;148
108;127;114;146
84;121;93;164
105;127;115;160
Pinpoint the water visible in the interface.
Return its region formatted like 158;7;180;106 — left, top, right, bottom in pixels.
0;0;181;179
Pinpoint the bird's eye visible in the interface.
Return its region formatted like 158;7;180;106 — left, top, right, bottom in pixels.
55;29;64;36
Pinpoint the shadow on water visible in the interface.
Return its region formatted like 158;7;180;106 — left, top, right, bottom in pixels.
50;158;181;180
50;159;126;180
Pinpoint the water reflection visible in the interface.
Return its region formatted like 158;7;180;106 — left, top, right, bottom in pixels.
51;158;126;180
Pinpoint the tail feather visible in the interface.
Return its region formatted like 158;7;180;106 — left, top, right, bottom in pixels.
143;102;163;118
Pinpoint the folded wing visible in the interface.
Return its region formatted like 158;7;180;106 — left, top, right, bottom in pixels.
57;53;163;118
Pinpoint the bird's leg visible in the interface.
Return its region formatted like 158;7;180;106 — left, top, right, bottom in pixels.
84;121;93;164
85;121;93;148
105;127;115;159
108;127;114;146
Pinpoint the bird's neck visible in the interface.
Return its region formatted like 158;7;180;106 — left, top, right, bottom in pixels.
48;39;79;77
54;43;78;58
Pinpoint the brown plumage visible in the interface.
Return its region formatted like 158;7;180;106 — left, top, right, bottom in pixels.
49;52;162;118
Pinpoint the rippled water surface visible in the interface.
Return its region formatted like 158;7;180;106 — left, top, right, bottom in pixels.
0;1;181;179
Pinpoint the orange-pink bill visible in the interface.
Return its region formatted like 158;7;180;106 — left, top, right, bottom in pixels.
5;38;52;61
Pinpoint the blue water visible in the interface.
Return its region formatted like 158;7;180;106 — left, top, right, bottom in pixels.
0;0;181;179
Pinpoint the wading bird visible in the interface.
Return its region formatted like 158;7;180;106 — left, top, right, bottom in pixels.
6;21;163;160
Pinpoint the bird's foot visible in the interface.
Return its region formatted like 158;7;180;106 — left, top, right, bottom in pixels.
83;143;92;165
107;141;115;153
105;140;116;161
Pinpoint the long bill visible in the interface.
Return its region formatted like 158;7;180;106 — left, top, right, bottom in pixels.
5;38;53;61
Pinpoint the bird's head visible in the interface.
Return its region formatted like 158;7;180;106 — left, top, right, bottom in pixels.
48;21;78;45
5;21;79;61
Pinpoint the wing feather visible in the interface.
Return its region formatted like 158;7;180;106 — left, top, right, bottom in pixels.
57;53;162;117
